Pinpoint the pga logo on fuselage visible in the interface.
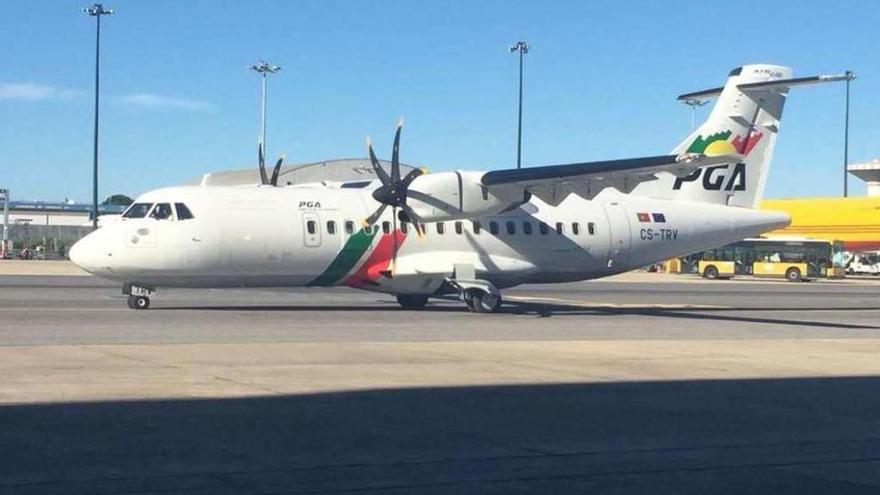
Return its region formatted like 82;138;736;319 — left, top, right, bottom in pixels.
298;201;322;209
673;163;746;192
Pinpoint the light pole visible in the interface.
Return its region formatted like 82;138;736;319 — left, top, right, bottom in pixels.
509;41;529;169
843;70;855;197
682;99;708;130
0;188;8;258
83;3;113;230
249;60;281;159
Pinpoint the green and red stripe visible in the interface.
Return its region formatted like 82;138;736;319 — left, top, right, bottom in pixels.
306;229;408;287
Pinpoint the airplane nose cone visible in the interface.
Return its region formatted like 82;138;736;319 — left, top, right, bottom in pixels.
69;231;107;274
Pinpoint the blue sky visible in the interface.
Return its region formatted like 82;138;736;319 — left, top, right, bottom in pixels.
2;0;877;201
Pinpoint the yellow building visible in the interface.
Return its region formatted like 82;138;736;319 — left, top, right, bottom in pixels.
760;196;880;251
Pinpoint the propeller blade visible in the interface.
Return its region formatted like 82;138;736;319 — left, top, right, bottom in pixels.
257;141;269;185
367;138;392;186
389;206;398;277
362;203;387;228
401;203;425;239
391;118;403;183
270;155;285;186
400;167;424;190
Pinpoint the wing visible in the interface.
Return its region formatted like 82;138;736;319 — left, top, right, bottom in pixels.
480;153;742;206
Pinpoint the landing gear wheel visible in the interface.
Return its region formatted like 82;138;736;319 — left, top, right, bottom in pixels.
786;267;802;282
465;289;502;314
396;294;428;309
127;295;150;310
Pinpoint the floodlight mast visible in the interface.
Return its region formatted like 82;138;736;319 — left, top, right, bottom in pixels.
842;70;855;197
1;188;8;258
83;3;113;230
249;61;281;160
509;41;529;169
682;99;709;129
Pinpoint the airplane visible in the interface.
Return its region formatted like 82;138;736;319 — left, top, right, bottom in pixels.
69;64;841;313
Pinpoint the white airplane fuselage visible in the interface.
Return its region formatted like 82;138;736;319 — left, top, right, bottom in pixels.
70;182;789;295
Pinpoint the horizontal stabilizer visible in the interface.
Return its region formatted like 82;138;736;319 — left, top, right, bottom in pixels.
678;72;853;102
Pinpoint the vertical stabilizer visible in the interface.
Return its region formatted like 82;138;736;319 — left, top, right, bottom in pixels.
636;64;792;208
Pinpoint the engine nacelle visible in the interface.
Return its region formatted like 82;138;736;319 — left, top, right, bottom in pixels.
406;171;528;222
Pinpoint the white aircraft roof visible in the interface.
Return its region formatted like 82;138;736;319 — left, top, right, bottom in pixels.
184;158;418;187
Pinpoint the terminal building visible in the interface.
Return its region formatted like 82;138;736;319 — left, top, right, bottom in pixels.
760;159;880;251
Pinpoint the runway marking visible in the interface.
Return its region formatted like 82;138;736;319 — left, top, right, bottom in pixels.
0;307;130;312
505;296;728;310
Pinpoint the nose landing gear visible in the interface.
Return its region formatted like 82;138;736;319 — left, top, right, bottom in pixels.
123;283;154;310
127;295;151;310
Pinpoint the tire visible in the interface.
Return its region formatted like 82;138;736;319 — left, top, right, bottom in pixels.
468;290;502;314
128;295;150;310
703;265;719;280
786;267;802;282
396;294;428;309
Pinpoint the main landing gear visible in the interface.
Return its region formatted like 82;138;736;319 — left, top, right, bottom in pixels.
462;288;502;313
395;275;503;313
447;277;503;314
396;294;428;309
123;283;154;310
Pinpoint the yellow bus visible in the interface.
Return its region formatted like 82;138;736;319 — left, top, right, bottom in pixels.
689;238;843;282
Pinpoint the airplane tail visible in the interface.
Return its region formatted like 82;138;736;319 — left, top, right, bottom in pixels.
638;64;794;208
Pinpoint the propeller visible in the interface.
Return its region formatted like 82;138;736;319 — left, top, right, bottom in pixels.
363;118;426;276
257;141;285;187
363;118;426;237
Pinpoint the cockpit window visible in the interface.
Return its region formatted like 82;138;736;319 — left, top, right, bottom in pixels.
175;203;194;220
150;203;174;220
122;203;153;219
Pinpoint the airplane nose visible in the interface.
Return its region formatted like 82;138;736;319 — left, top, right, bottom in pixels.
69;231;105;274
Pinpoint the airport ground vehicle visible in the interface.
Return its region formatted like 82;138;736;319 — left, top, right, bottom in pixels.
691;238;842;282
843;251;880;275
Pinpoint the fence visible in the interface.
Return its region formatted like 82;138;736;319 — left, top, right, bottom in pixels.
5;224;93;256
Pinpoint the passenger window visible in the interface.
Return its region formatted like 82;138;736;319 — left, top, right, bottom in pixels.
327;221;336;235
382;221;391;234
345;221;354;234
472;221;481;234
150;203;173;221
307;220;317;234
123;203;153;219
506;221;516;235
522;222;532;235
555;222;564;235
572;222;580;235
539;222;549;235
490;221;499;235
455;221;463;234
174;203;194;220
401;222;408;234
436;222;445;234
588;222;596;235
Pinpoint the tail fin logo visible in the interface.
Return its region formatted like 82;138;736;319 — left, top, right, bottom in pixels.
672;163;746;191
673;128;762;191
686;130;763;156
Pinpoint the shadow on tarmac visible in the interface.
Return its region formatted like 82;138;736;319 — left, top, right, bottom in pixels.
2;377;880;494
155;299;880;330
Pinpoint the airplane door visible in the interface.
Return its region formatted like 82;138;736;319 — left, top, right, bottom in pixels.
604;202;631;269
302;213;321;247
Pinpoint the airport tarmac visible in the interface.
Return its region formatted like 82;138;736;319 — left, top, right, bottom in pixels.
2;273;880;494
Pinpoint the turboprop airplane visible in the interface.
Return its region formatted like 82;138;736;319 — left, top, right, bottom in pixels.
70;64;843;312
